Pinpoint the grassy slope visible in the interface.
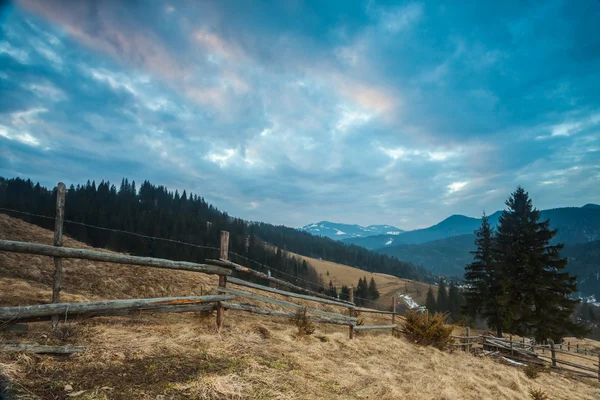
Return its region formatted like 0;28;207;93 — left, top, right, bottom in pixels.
1;214;600;399
289;252;435;309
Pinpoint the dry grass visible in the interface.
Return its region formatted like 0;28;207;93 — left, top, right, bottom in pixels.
1;214;600;399
288;251;434;308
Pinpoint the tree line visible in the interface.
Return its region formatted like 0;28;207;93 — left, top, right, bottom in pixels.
425;278;463;323
0;177;432;295
463;187;587;342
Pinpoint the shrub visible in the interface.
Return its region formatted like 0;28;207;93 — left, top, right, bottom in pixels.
293;308;315;336
528;387;549;400
524;365;546;380
400;309;453;350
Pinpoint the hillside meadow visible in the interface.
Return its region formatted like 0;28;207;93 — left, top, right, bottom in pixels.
1;214;599;399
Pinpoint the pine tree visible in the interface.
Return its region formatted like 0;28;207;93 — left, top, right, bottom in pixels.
463;212;505;336
425;287;437;313
340;285;350;301
436;278;448;313
447;280;462;322
494;187;587;341
356;277;369;306
327;280;337;298
368;277;380;301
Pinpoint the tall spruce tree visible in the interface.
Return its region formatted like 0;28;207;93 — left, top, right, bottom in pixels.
494;187;587;341
368;277;380;301
425;287;437;313
447;280;462;322
436;278;448;313
463;212;506;336
356;277;369;306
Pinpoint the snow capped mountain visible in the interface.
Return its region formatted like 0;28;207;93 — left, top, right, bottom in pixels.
300;221;404;241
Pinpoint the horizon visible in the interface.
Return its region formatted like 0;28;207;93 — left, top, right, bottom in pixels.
1;1;599;230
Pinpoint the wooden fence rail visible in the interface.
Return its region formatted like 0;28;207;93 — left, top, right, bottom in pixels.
0;295;233;323
454;332;600;381
0;239;231;276
207;258;353;305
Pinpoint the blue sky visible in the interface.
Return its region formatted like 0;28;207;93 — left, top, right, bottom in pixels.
0;0;599;230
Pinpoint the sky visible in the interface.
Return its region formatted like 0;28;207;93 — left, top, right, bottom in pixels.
0;0;599;230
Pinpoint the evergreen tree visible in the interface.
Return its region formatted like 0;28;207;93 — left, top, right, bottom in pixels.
340;285;350;301
436;278;448;313
356;277;369;306
368;277;380;301
425;287;437;313
494;187;587;341
447;280;462;322
327;280;338;298
463;212;505;336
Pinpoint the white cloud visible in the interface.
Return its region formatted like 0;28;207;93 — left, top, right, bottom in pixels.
447;181;468;193
205;148;238;168
0;125;40;147
0;41;30;63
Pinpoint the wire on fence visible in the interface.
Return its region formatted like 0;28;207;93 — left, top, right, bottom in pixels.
2;207;391;308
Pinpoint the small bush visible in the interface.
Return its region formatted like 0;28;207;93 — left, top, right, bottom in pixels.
400;309;453;350
51;324;77;342
524;365;546;380
528;387;549;400
292;308;315;336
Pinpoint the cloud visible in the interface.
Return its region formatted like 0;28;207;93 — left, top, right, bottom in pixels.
1;0;599;230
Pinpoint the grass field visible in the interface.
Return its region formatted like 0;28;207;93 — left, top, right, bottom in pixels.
289;252;435;310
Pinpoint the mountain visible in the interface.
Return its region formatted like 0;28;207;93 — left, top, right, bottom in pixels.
347;205;600;248
375;205;600;299
300;221;403;241
562;240;600;301
378;234;477;276
343;234;402;250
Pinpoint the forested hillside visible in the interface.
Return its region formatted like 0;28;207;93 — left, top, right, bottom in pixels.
0;177;432;289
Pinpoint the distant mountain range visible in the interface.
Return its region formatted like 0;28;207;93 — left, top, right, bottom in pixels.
302;204;600;299
342;204;600;249
300;221;403;241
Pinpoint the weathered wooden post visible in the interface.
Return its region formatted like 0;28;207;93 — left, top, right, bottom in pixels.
348;286;355;339
549;340;557;367
391;296;396;325
51;182;66;329
568;342;570;352
424;309;429;325
576;343;579;353
216;230;229;330
466;326;471;353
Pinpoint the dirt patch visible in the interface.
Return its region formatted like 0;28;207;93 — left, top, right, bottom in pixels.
13;353;246;399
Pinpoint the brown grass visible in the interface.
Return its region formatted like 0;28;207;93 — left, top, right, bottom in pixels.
1;214;600;399
288;251;435;308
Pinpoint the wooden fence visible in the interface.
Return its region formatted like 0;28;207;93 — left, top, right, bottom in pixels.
0;182;400;349
452;331;600;381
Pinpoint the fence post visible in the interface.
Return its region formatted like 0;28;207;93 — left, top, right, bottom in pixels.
216;231;229;330
568;341;570;352
549;340;556;367
424;309;429;325
466;326;471;353
51;182;66;330
391;296;396;325
576;344;579;354
348;287;354;339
